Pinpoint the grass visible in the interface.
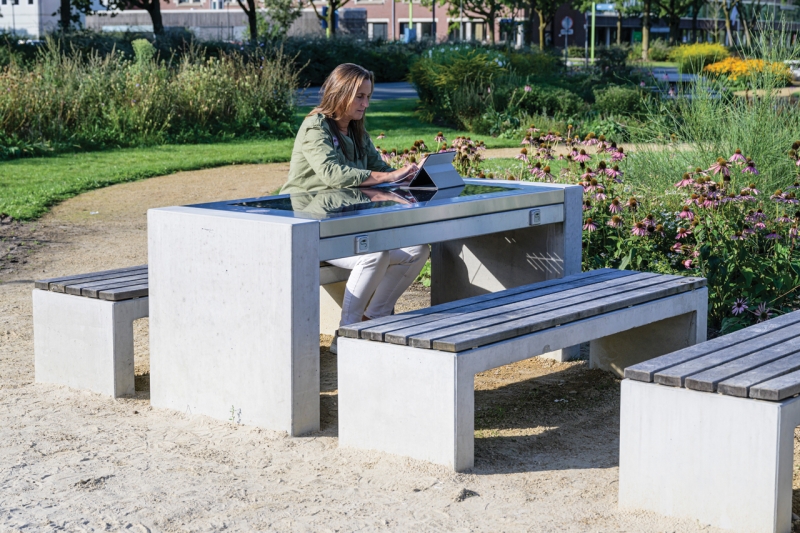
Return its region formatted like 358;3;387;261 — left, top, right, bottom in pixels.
0;99;520;221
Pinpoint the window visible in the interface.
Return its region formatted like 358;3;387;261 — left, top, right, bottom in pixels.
1;0;7;6
368;22;387;40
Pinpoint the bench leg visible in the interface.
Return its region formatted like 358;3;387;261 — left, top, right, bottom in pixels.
338;338;475;471
590;289;707;376
619;379;800;533
33;290;149;397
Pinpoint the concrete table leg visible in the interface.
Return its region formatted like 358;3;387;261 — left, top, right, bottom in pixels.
619;379;800;533
430;187;583;362
33;290;148;397
148;207;320;436
338;338;475;471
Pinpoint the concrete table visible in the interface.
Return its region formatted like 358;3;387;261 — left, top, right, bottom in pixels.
147;180;582;435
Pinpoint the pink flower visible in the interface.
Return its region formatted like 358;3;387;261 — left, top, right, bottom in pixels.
377;132;386;140
521;136;531;145
675;227;691;240
765;232;782;239
524;85;532;92
583;218;598;232
609;198;623;213
611;149;626;162
594;192;607;201
434;132;445;143
671;243;683;253
683;259;693;269
752;302;772;323
741;184;760;195
791;226;799;239
632;222;648;236
607;215;624;228
574;150;592;163
675;175;694;188
730;231;746;240
776;215;792;223
640;81;646;88
678;208;695;220
515;149;529;162
729;149;746;164
708;158;730;177
731;298;748;315
742;161;759;174
604;166;622;179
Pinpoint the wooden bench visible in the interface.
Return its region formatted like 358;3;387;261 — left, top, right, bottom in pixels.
336;268;708;471
619;310;800;533
33;262;351;397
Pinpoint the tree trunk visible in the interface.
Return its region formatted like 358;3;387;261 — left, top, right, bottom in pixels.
327;1;336;38
642;0;650;60
146;0;165;35
691;3;699;43
616;12;622;45
536;9;545;50
60;0;71;31
669;14;681;45
721;0;733;46
488;14;495;43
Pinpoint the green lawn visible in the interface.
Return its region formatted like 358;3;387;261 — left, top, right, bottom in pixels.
1;99;518;221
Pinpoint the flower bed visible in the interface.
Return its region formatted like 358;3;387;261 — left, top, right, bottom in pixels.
704;57;792;88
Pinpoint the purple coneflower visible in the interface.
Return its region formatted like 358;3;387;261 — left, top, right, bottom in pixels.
583;218;598;232
678;207;695;220
708;158;730;177
583;200;592;211
765;232;782;239
528;124;540;133
643;214;656;227
675;227;691;240
627;197;639;211
731;298;748;315
607;215;624;228
729;149;746;164
671;243;683;253
776;215;792;223
434;132;445;143
524;85;532;92
730;231;746;241
581;168;596;181
594;191;607;201
743;224;755;235
575;149;591;163
515;148;529;162
741;183;761;195
675;173;694;188
742;161;759;175
584;178;599;192
377;132;386;140
790;225;799;239
752;302;772;323
746;209;767;221
683;259;693;269
632;222;649;236
541;166;555;182
609;198;623;214
611;148;626;162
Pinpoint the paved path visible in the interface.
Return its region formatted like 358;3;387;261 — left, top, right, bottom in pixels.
296;81;418;107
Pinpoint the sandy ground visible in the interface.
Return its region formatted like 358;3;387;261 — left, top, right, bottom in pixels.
0;162;781;532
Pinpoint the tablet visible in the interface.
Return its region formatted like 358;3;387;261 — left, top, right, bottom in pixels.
403;151;464;189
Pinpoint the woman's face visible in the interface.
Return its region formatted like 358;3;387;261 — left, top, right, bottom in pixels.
343;78;372;122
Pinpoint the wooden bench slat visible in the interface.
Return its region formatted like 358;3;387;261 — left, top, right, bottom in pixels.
339;268;626;338
624;312;800;383
718;351;800;398
82;278;152;299
41;266;148;293
749;368;800;401
63;273;149;296
33;265;147;290
653;324;800;388
98;284;149;301
386;272;663;346
684;332;800;392
429;277;706;352
361;269;637;342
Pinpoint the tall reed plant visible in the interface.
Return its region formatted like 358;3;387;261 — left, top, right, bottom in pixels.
0;39;298;158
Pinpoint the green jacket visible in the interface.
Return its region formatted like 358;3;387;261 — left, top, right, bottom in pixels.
281;114;394;194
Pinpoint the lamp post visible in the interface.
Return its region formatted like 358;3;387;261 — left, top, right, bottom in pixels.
459;0;464;41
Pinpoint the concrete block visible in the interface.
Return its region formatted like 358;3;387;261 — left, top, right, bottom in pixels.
148;207;320;436
619;379;800;533
33;290;148;397
320;281;345;336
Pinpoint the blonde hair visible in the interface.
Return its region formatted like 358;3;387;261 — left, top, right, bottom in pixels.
310;63;374;159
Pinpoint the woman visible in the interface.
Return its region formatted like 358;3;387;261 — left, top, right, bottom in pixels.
282;63;429;354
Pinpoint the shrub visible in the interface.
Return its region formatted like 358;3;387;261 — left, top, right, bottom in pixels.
648;39;673;62
704;57;791;88
595;45;629;75
568;45;585;58
0;40;298;155
668;42;730;73
593;85;646;118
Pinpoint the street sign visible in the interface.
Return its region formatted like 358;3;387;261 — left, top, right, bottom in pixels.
561;16;573;30
559;29;574;35
595;3;615;10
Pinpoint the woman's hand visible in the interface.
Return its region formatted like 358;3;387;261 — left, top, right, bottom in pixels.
360;163;418;187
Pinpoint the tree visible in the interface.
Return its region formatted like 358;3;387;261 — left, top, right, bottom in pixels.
258;0;304;39
641;0;652;60
654;0;695;44
310;0;352;38
446;0;507;43
525;0;567;49
105;0;167;35
689;0;706;43
55;0;94;32
235;0;260;42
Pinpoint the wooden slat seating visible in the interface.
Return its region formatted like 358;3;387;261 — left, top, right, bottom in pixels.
336;268;708;472
33;262;350;398
619;310;800;533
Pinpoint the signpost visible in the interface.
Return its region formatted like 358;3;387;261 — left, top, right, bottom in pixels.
559;16;574;67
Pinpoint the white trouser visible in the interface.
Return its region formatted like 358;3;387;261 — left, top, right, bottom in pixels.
327;245;429;327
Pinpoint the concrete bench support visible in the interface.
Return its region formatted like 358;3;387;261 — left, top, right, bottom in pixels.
339;288;707;471
619;379;800;533
33;290;149;397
